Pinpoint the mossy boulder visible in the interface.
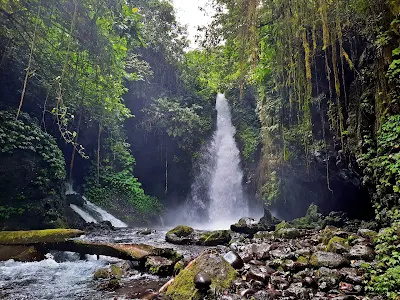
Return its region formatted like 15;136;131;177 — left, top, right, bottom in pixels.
357;229;378;241
291;204;324;229
326;236;350;253
145;255;175;276
166;225;195;245
276;228;301;239
166;251;238;300
0;229;84;244
94;267;110;280
198;230;231;246
276;221;293;231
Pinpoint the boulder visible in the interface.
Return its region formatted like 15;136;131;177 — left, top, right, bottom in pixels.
198;230;231;246
194;272;212;290
166;251;238;300
165;225;195;245
66;193;85;207
145;256;175;276
223;251;244;269
259;205;280;228
0;245;45;262
326;236;350;254
349;244;375;261
275;228;301;239
310;251;350;268
230;217;261;234
84;221;115;232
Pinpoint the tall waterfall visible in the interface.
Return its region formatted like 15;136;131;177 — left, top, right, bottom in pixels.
185;94;248;228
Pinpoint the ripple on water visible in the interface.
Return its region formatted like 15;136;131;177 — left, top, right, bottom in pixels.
0;256;107;300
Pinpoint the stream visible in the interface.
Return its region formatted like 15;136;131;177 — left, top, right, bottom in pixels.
0;228;210;300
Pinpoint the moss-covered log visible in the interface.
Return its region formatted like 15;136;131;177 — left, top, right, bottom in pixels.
0;229;84;244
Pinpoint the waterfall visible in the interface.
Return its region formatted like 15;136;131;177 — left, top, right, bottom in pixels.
185;94;248;228
66;183;128;228
84;199;128;228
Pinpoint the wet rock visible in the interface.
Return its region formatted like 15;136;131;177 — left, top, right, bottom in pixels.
0;245;45;262
194;272;211;290
310;251;350;268
357;229;377;241
145;256;175;276
276;228;301;239
254;288;282;299
66;193;85;206
303;276;318;289
339;282;355;294
138;228;155;235
270;247;295;260
259;206;281;228
349;244;375;261
230;218;263;234
326;236;350;254
85;221;115;232
254;231;274;239
98;278;120;291
246;265;270;283
198;230;231;246
223;251;244;269
283;282;309;298
94;267;109;280
165;225;194;245
240;288;256;297
253;243;271;260
316;267;340;279
271;274;290;289
166;251;238;300
339;268;362;285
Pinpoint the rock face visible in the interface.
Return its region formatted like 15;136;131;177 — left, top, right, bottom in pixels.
0;111;67;230
166;251;238;300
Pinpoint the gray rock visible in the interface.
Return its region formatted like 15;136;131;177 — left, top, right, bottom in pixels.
276;228;301;239
349;244;375;261
310;251;350;268
223;251;244;269
283;282;310;298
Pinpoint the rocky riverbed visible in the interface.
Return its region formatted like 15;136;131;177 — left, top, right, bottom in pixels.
0;207;389;299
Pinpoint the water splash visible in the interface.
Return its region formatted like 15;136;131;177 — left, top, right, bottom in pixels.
184;94;249;229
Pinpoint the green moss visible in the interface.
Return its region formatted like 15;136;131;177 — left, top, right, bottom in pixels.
93;268;109;280
320;226;338;245
276;221;292;231
0;229;84;245
199;230;231;246
326;236;349;252
276;228;300;239
173;261;185;275
110;265;123;279
297;256;309;264
310;253;318;268
166;252;238;300
167;225;194;237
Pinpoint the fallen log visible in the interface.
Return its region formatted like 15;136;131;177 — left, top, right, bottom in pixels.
44;240;181;262
0;229;84;244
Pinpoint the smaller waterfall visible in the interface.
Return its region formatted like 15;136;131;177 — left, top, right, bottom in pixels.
84;199;128;228
70;204;98;223
66;183;128;228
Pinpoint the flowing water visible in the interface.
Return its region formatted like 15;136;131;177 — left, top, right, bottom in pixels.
184;94;248;229
0;228;208;300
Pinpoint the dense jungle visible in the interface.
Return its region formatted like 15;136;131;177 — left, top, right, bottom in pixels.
0;0;399;299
